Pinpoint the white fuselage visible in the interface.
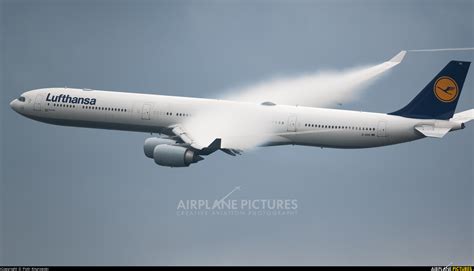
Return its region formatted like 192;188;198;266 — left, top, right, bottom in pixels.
10;88;463;149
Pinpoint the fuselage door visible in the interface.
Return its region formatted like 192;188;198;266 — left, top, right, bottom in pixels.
34;94;44;111
141;104;151;120
377;121;387;137
287;115;297;132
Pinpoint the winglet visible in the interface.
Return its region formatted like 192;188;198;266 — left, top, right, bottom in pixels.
388;50;406;63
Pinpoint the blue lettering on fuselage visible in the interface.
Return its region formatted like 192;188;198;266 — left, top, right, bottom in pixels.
46;93;97;105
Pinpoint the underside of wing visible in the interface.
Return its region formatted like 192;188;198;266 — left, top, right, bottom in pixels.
168;125;243;156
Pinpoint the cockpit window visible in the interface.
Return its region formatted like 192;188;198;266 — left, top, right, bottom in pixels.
18;96;26;102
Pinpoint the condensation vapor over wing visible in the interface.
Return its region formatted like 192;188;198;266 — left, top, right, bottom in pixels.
222;51;407;108
182;51;408;150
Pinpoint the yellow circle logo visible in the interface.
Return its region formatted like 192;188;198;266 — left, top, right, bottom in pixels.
434;76;458;103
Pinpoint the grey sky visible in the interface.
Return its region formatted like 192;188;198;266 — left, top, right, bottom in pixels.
1;0;473;265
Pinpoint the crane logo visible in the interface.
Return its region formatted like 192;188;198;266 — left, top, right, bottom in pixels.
434;76;458;103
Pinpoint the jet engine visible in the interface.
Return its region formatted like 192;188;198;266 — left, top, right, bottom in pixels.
143;137;177;158
153;144;203;167
143;137;203;167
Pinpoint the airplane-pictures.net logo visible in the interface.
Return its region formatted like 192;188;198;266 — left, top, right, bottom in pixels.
176;187;298;217
431;266;472;271
434;76;459;103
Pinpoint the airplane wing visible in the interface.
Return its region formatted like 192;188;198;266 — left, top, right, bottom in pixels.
220;148;243;156
222;51;407;108
169;125;242;156
171;126;202;149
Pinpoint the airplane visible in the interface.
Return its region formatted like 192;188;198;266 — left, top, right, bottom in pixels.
10;57;473;167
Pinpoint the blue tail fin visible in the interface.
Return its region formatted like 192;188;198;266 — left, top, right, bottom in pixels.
389;61;470;120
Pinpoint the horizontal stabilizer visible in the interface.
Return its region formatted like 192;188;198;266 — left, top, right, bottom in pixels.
415;125;451;138
450;109;474;123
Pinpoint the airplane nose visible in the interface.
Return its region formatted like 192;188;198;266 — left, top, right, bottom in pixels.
10;99;18;112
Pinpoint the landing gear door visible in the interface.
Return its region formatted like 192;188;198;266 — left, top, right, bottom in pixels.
287;115;297;132
34;94;44;111
377;121;387;137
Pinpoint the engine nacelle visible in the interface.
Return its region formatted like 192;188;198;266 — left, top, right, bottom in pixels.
144;137;177;158
153;144;203;167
